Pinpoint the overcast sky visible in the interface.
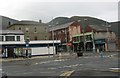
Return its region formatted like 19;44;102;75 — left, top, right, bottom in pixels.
0;0;119;23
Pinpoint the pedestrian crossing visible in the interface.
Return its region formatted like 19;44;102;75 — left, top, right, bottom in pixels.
82;54;117;58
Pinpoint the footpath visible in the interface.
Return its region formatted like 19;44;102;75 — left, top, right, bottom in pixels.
1;52;77;62
1;51;118;62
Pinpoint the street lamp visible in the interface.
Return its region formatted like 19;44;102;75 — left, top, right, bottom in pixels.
49;23;55;55
92;29;96;52
82;18;87;52
106;25;111;51
52;30;55;54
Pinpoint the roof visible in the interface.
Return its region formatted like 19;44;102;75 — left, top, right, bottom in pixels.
8;20;48;28
49;22;74;31
89;25;111;32
0;40;61;45
0;30;24;35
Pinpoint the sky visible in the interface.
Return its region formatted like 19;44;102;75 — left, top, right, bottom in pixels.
0;0;119;23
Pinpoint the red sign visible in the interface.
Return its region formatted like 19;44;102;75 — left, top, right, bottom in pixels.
67;43;72;46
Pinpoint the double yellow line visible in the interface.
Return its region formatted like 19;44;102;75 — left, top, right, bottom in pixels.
60;70;74;76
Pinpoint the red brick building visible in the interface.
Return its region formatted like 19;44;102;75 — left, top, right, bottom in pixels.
49;21;82;51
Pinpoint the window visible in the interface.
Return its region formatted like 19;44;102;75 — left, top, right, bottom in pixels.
5;36;15;41
13;28;15;30
16;36;20;41
9;21;11;25
26;28;29;32
34;27;37;33
18;27;22;30
34;36;37;40
0;36;3;41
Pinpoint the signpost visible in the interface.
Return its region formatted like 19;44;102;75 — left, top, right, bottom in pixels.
25;38;30;58
24;38;30;65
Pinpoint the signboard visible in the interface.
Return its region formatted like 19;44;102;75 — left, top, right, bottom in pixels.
95;39;105;44
67;43;72;46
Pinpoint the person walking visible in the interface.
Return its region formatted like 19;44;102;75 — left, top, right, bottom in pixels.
99;46;104;58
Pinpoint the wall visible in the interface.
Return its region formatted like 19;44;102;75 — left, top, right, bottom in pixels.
94;32;116;40
31;46;55;56
8;25;49;40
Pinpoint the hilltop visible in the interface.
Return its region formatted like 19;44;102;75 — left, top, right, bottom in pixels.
47;16;119;37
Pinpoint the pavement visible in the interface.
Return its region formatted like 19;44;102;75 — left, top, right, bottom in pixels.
1;52;77;62
1;51;119;62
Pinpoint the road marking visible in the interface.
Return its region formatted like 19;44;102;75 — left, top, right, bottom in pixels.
23;72;32;74
109;68;120;72
60;70;74;76
48;67;57;70
33;59;70;65
58;64;83;69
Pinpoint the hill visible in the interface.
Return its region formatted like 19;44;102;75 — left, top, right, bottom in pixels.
48;16;109;28
48;16;119;37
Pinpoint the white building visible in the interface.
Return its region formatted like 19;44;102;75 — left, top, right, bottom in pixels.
0;30;61;57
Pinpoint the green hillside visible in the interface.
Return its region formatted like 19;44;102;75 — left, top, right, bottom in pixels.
48;16;108;27
48;16;119;37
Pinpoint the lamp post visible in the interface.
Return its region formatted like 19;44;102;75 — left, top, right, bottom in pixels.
51;18;55;55
82;18;87;52
52;30;55;54
92;29;96;52
106;25;111;51
65;28;68;52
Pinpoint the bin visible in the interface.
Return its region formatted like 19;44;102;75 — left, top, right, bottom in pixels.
77;52;83;57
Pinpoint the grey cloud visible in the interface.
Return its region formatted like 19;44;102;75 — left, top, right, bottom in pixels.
5;2;118;23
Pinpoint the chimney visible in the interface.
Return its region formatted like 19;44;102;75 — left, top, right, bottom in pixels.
39;20;42;23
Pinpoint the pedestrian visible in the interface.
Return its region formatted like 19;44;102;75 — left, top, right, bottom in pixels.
99;46;104;58
13;52;16;58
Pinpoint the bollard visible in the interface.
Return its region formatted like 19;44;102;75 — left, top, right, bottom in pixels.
77;52;83;57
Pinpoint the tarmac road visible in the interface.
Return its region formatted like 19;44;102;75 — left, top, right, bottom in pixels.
1;52;119;78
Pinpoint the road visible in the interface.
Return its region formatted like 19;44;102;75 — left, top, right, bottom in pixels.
2;52;119;77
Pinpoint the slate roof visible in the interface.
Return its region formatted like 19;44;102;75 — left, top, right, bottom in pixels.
49;22;74;31
0;30;24;35
8;20;48;28
89;25;111;32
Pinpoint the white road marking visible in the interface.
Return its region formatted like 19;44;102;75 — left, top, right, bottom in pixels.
60;70;74;76
109;68;120;72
